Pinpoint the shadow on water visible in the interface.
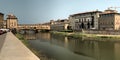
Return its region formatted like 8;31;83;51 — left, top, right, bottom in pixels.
23;32;120;60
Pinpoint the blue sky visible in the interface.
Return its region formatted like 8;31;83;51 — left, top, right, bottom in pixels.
0;0;120;24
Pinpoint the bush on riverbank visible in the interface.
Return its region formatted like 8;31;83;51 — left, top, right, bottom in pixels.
15;33;29;46
69;33;83;38
60;30;73;32
50;31;120;39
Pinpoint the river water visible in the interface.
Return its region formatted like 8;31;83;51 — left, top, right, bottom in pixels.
24;32;120;60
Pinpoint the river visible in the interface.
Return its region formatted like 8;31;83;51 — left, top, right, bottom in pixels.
23;32;120;60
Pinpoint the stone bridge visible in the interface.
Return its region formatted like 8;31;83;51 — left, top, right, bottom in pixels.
18;24;50;31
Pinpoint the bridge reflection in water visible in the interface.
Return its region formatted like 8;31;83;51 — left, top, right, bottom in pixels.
24;32;120;60
24;32;50;40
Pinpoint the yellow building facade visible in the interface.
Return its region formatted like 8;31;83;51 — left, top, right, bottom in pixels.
99;13;120;30
0;13;4;28
6;14;18;29
50;19;69;31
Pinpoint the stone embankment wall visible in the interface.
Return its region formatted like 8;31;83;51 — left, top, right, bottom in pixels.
83;30;120;35
0;32;40;60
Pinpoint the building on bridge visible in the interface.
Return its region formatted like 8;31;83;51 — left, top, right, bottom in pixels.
0;13;4;28
18;24;50;31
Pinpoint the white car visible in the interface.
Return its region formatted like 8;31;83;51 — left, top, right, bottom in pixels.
0;29;9;32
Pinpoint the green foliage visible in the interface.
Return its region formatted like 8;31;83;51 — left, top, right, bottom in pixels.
50;31;120;39
15;33;24;40
60;30;73;32
15;33;29;46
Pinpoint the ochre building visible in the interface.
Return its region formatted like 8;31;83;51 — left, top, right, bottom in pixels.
0;13;4;28
50;19;69;31
98;9;120;30
6;14;18;29
99;13;120;30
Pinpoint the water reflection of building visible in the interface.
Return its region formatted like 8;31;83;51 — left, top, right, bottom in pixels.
24;33;51;40
26;33;120;60
64;37;69;48
114;43;120;60
24;34;37;40
36;33;51;40
52;34;120;60
68;38;116;60
50;34;69;47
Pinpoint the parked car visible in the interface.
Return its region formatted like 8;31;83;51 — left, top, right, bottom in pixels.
0;30;4;35
0;29;9;33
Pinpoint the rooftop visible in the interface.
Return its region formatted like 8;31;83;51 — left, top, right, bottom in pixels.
100;13;120;15
70;10;102;17
0;12;4;15
7;14;17;19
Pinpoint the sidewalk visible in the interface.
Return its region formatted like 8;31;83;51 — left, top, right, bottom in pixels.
0;32;40;60
0;33;6;52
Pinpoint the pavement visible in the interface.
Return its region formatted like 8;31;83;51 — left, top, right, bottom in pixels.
0;33;6;52
0;32;40;60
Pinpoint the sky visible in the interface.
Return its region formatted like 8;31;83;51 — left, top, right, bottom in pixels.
0;0;120;24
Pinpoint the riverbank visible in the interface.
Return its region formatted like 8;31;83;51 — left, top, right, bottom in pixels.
50;31;120;39
15;33;40;57
0;32;40;60
16;33;56;60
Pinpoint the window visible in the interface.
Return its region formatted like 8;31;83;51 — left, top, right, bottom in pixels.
79;19;81;22
84;18;86;22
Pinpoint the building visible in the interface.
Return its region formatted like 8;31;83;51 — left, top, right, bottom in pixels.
0;13;4;28
50;19;70;31
6;14;18;29
69;10;102;31
3;20;7;28
104;9;118;13
18;24;38;30
99;9;120;30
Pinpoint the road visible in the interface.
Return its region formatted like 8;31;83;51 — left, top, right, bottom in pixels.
0;33;6;52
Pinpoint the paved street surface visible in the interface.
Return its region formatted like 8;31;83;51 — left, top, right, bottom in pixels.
0;33;6;52
0;32;40;60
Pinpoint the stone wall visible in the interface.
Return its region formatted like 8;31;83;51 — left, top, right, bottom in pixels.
83;30;120;35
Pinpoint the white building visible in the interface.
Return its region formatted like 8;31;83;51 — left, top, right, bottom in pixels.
69;10;102;31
